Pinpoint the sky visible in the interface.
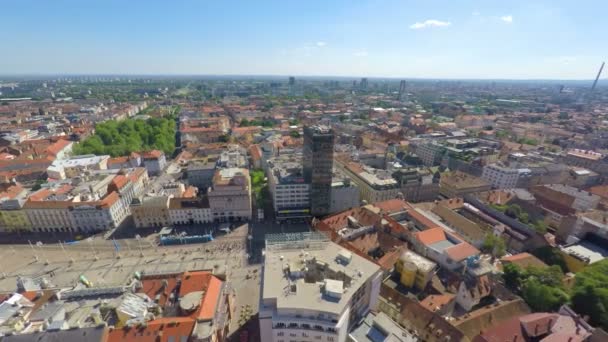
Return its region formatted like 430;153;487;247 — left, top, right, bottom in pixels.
2;0;608;79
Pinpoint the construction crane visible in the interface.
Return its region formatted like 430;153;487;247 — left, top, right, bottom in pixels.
591;61;605;92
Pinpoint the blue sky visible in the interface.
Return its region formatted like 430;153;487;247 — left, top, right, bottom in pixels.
2;0;607;79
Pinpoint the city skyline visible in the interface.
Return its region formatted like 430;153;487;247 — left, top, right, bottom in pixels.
2;0;608;79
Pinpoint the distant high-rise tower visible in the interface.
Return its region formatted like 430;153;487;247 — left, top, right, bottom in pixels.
303;125;335;216
360;78;368;90
398;80;407;101
288;76;295;86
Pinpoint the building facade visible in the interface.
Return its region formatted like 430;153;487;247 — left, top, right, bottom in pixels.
329;179;360;214
267;156;311;221
168;197;213;225
207;168;252;222
142;150;167;176
304;125;335;216
130;195;171;228
259;233;383;342
482;164;519;189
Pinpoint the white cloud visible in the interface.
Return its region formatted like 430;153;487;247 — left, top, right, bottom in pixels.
500;15;513;23
472;11;480;16
316;41;327;47
409;19;451;30
353;51;368;57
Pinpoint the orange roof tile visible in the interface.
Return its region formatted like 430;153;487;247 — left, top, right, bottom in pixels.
405;206;441;230
198;276;222;321
100;191;120;208
108;156;129;165
142;150;163;159
501;252;548;269
445;242;480;262
111;175;129;190
139;276;180;307
420;294;455;312
414;227;447;246
107;316;195;342
179;271;211;297
29;188;53;201
182;186;197;198
46;139;71;156
248;145;262;161
373;199;409;214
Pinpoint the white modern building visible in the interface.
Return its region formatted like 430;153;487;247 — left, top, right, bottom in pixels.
329;179;359;214
481;163;519;189
47;154;110;180
259;233;383;342
267;156;311;221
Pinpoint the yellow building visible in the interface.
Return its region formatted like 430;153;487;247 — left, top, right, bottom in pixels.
395;250;437;290
0;206;32;232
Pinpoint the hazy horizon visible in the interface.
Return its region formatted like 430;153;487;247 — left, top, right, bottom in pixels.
2;0;608;80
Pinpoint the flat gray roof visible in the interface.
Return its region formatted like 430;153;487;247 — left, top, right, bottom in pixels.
563;241;608;264
429;240;456;252
262;240;380;316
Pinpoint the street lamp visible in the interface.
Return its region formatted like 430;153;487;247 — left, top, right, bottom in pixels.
87;237;98;260
135;234;144;257
247;234;253;259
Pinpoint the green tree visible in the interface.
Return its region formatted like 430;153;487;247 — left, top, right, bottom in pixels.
73;115;176;157
502;264;569;312
289;130;300;138
503;263;524;290
482;234;507;259
571;259;608;330
522;277;569;312
531;246;567;272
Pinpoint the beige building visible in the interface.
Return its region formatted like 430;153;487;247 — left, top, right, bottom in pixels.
208;168;252;222
439;171;491;198
5;168;147;234
47;154;110;180
336;159;399;204
131;195;171;228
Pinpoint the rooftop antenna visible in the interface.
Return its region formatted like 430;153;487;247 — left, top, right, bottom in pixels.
591;61;605;92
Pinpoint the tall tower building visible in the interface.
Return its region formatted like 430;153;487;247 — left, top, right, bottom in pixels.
360;77;368;90
303;125;335;216
398;80;407;101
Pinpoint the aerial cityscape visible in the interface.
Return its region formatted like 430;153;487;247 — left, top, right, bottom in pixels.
2;1;608;342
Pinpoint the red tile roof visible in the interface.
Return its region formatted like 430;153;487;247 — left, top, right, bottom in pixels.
414;227;446;246
179;271;212;297
107;316;195;342
445;242;479;262
181;186;197;198
108;156;129;166
373;199;408;214
46;139;71;157
501;252;548;269
111;175;129;190
420;294;455;312
248;145;262;161
198;276;222;321
142;150;163;159
139;275;180;307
